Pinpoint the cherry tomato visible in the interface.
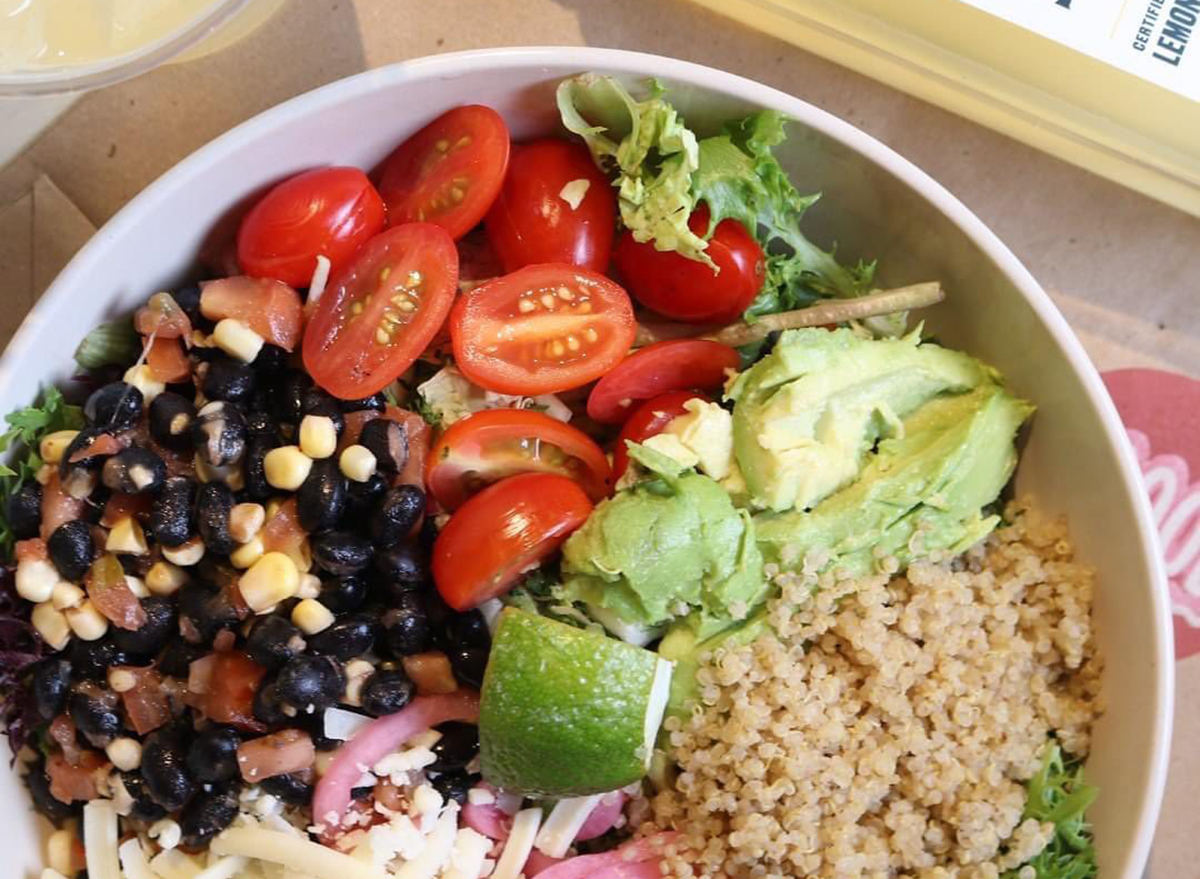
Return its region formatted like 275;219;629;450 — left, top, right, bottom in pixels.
586;339;740;425
200;276;305;351
614;206;765;324
451;263;635;395
303;224;459;399
432;473;592;611
611;390;709;481
378;105;510;239
426;409;612;510
484;139;615;273
237;167;386;288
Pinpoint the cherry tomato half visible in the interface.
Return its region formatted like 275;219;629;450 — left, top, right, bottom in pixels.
378;105;511;240
200;276;305;351
484;139;615;273
426;409;612;511
614;206;765;324
451;263;636;396
611;390;709;482
303;223;459;399
432;472;592;611
237;167;386;288
586;339;740;425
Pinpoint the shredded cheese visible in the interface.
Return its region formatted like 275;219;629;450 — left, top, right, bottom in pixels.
558;179;591;210
390;806;458;879
490;808;543;879
83;800;122;879
193;856;250;879
210;827;388;879
150;848;203;879
441;827;492;879
118;839;157;879
308;255;332;307
534;795;602;858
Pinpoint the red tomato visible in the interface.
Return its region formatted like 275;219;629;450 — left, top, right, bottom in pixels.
426;409;611;510
451;263;635;395
201;652;268;732
238;167;386;288
144;337;190;384
484;139;615;273
200;276;305;351
433;473;592;611
378;105;510;239
303;224;458;399
387;407;432;488
586;339;740;425
614;206;765;324
611;390;709;481
135;292;193;339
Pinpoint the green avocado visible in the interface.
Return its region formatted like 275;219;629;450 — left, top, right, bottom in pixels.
657;609;771;721
558;443;766;641
727;327;994;513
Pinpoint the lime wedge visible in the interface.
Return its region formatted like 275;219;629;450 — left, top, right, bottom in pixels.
480;608;673;797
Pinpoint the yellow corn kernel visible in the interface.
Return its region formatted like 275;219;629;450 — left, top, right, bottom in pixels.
238;552;300;612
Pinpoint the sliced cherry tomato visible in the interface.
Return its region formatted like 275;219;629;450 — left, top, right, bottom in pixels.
614;206;765;324
201;652;268;732
378;105;510;239
200;276;305;351
451;263;635;395
238;167;386;288
303;224;459;399
144;337;190;384
426;409;611;511
433;473;592;611
484;139;615;273
586;339;740;425
611;390;709;481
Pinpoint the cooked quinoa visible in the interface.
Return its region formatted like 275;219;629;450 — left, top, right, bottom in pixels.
643;502;1103;879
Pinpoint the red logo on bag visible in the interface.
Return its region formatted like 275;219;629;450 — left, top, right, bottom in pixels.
1104;368;1200;660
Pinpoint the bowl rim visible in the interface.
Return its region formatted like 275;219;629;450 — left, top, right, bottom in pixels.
2;45;1173;876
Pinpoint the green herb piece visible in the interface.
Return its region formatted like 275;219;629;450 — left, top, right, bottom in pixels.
73;318;140;371
1002;742;1098;879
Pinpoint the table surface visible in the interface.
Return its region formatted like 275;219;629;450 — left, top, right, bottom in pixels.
0;0;1197;874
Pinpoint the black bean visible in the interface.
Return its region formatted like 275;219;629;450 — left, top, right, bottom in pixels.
371;485;425;548
157;639;206;678
275;655;345;712
102;446;167;495
252;674;290;726
202;357;257;404
383;593;431;657
151;476;195;547
69;689;122;746
121;769;168;821
27;761;76;821
31;659;72;721
344;472;388;522
141;730;197;811
253;344;289;379
245;409;280;438
47;520;94;581
149;392;197;448
191;401;247;467
173;284;204;326
242;436;277;502
312;531;372;576
448;646;489;689
296;459;347;533
318;576;368;613
274;371;312;425
180;783;241;847
259;772;313;805
111;596;177;657
374;543;430;589
178;582;241;645
358;419;408;474
58;428;110;497
186;726;241;783
7;481;42;540
301;389;345;435
360;668;415;717
445;610;491;649
85;382;143;429
69;637;129;681
245;615;307;670
195;482;235;555
307;614;377;661
430;770;476;806
339;393;386;413
430;722;479;772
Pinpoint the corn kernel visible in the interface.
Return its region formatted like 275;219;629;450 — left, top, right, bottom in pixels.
264;445;313;491
39;430;79;465
291;598;334;635
15;559;58;603
238;552;300;612
211;318;264;363
109;669;138;693
297;573;322;600
106;516;149;555
66;600;108;641
229;503;266;544
343;658;374;707
47;828;76;876
230;536;265;570
123;364;166;404
146;561;187;596
32;603;71;651
339;444;377;482
51;582;85;610
299;415;338;460
124;575;149;598
162;535;205;567
105;737;142;772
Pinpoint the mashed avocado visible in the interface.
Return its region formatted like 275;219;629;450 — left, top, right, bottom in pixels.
558;444;766;641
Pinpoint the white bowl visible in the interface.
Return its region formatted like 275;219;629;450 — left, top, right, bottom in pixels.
0;48;1172;878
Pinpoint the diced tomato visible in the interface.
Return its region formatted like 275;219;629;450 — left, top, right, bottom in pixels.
236;728;315;782
144;336;191;384
586;340;740;425
48;714;82;766
15;537;48;563
116;667;172;735
67;431;127;464
40;473;84;541
47;750;107;804
426;409;611;510
134;292;193;339
401;652;459;695
433;473;592;610
200;276;305;351
611;391;709;481
337;408;380;454
101;492;154;527
199;652;268;732
387;406;432;488
86;555;147;631
260;498;308;557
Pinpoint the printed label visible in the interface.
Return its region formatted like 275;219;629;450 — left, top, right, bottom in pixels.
954;0;1200;101
1104;368;1200;659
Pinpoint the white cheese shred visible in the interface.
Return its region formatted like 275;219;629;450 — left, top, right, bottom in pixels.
193;856;250;879
391;806;458;879
118;839;157;879
491;808;543;879
558;179;591;210
209;827;388;879
308;255;332;307
535;795;602;858
83;800;122;879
